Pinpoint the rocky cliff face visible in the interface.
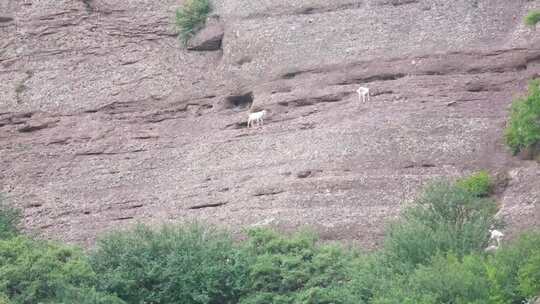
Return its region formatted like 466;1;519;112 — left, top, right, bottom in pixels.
1;0;539;248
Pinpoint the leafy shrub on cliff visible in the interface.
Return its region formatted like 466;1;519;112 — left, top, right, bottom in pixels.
0;197;20;239
175;0;211;45
505;80;540;155
485;232;540;304
372;254;491;304
525;10;540;26
382;180;498;273
238;228;362;304
0;236;123;304
456;170;492;197
91;224;247;304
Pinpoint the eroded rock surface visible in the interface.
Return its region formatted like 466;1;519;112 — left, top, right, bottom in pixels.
0;0;539;248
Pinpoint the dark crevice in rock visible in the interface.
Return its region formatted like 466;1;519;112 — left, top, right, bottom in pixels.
114;216;134;221
244;2;362;19
74;149;146;156
296;169;322;178
271;87;293;94
121;204;144;210
403;162;437;169
378;0;419;7
188;202;227;210
254;188;285;196
0;16;14;23
18;121;55;133
235;56;252;66
225;92;254;111
371;90;394;96
337;73;407;85
281;69;317;79
286;92;352;107
224;121;248;130
294;3;361;15
0;112;34;128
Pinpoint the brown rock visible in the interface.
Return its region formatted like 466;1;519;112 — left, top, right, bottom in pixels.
187;16;224;51
517;143;540;161
0;16;13;23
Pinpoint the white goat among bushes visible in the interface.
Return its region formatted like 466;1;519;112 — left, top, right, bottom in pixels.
357;86;370;103
247;110;267;128
489;229;504;247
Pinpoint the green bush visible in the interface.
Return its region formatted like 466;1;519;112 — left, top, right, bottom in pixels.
383;181;497;273
238;228;362;304
0;197;20;239
485;232;540;304
518;252;540;299
505;79;540;155
175;0;211;44
525;10;540;27
456;171;492;197
373;254;491;304
0;236;122;304
3;179;540;304
91;224;247;304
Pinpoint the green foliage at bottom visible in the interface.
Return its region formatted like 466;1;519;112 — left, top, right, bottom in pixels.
0;236;123;304
2;178;540;304
90;224;247;304
239;229;362;304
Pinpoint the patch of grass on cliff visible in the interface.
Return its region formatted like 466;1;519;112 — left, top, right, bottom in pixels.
456;170;492;197
525;10;540;27
175;0;211;45
505;79;540;155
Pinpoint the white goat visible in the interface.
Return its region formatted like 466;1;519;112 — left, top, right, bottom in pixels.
357;86;370;103
247;110;267;128
489;229;504;247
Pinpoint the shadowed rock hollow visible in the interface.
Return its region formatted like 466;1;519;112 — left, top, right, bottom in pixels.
0;0;539;248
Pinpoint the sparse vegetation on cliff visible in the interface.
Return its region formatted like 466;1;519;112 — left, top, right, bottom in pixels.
525;10;540;27
456;170;492;197
175;0;211;45
505;80;540;156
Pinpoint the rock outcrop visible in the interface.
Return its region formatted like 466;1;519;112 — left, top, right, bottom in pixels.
187;15;225;51
0;0;539;248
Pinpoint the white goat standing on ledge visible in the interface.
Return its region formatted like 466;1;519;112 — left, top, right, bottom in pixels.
247;110;267;128
357;86;370;103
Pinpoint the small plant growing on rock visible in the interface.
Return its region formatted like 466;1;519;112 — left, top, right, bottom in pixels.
0;196;20;239
456;170;492;197
505;79;540;157
175;0;211;45
525;10;540;27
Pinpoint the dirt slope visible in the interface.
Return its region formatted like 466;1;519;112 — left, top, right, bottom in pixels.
1;0;539;248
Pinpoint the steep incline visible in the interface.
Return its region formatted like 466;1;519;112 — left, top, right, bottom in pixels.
1;0;539;247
